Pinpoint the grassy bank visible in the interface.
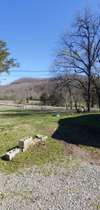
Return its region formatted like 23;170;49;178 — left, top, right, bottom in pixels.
0;109;65;173
0;108;99;173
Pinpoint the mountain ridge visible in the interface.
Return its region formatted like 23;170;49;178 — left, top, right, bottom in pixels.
0;77;50;100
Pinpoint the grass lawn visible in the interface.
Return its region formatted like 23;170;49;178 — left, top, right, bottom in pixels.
0;108;66;173
0;107;99;173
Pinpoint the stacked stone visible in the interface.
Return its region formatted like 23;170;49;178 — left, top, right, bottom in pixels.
3;135;48;161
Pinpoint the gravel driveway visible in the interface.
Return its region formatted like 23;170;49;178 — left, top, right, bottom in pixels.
0;161;100;210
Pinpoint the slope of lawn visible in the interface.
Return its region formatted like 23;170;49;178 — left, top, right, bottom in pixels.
0;107;99;173
0;108;66;173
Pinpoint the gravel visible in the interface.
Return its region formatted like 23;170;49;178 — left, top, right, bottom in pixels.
0;161;100;210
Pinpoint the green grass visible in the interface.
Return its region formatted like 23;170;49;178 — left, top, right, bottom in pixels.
0;108;66;173
0;107;99;173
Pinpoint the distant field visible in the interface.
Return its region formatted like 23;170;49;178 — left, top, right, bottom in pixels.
0;101;66;112
0;107;99;173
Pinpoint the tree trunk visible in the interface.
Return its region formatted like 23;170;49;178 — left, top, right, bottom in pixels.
91;96;94;108
69;88;72;110
65;91;68;111
98;96;100;109
74;100;78;111
87;76;91;112
95;89;100;109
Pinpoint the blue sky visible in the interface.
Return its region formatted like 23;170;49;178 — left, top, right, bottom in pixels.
0;0;99;84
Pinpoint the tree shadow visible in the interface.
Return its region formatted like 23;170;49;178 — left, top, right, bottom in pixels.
52;114;100;148
0;110;54;118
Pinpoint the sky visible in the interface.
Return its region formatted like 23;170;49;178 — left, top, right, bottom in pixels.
0;0;99;84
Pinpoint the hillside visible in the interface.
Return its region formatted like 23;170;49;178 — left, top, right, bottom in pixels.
0;78;49;100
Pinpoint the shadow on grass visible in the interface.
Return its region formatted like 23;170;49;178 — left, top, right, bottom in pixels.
0;109;67;118
0;110;53;118
52;114;100;148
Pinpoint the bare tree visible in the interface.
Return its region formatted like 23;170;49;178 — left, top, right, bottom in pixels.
54;9;100;112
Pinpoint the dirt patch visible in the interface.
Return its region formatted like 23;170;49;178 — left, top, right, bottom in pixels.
61;141;100;166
